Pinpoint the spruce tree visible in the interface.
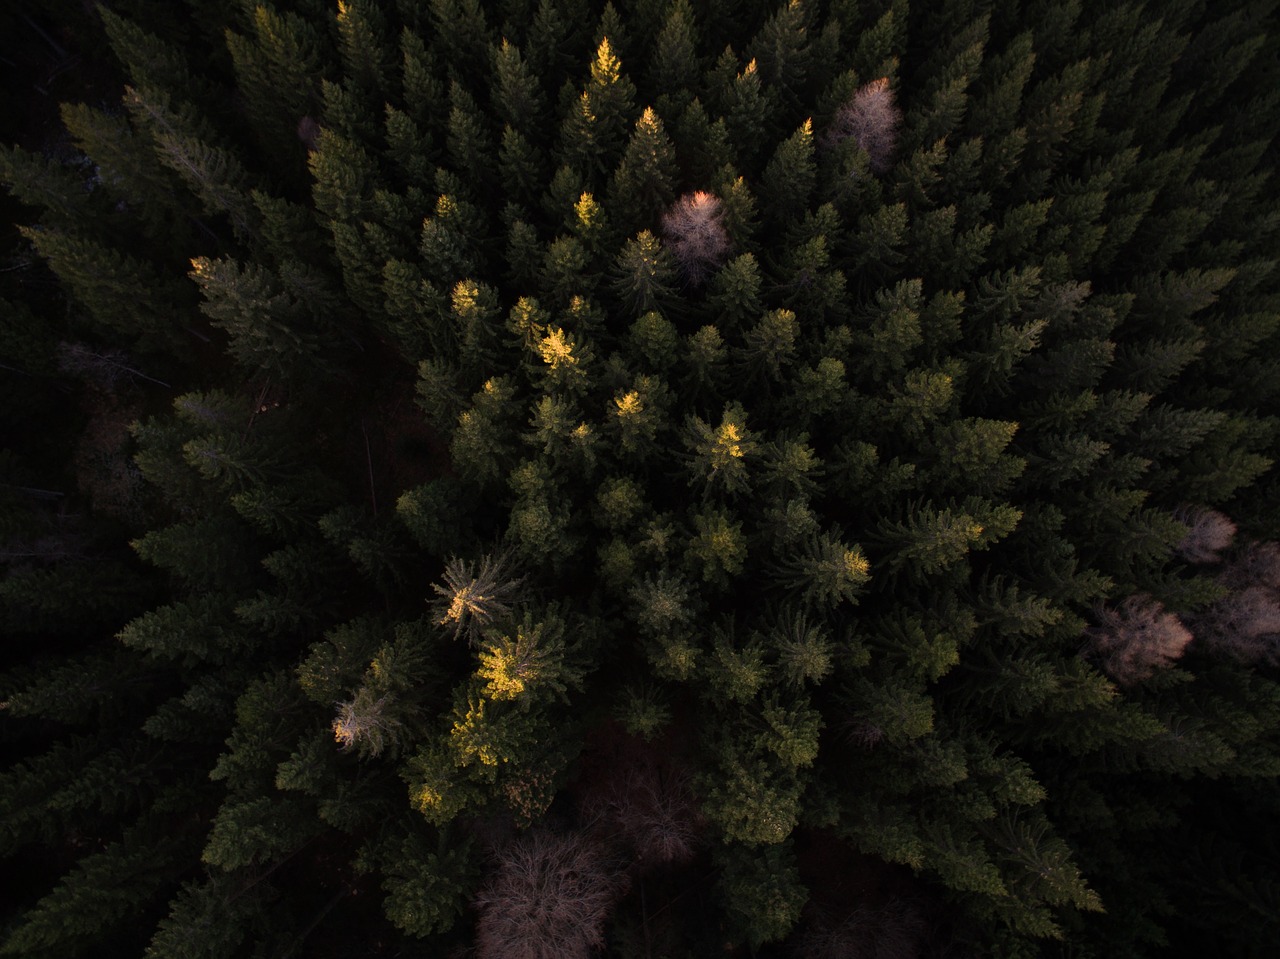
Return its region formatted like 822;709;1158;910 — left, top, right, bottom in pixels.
3;2;1280;957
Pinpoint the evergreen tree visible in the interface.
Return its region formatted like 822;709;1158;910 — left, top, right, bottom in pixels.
4;3;1280;957
608;106;678;236
559;36;638;184
224;4;327;168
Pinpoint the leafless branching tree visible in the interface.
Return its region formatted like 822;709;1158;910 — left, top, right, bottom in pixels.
660;190;731;285
297;116;322;151
57;340;170;390
1174;507;1237;564
0;532;88;565
825;77;902;174
1085;594;1193;685
473;828;629;959
1195;541;1280;664
582;760;704;867
1198;586;1280;664
1221;540;1280;592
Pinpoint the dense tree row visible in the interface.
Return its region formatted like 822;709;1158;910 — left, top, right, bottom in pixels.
2;1;1279;956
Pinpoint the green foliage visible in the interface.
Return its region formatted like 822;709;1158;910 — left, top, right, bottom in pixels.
716;841;808;947
701;749;804;845
376;830;476;937
476;610;585;705
124;85;258;241
609;106;678;234
772;532;872;607
201;794;320;871
18;226;185;341
560;36;638;181
5;2;1280;957
224;5;325;164
683;401;757;495
189;257;334;378
612;229;677;316
143;874;273;959
762;117;816;217
2;815;196;958
707;625;770;704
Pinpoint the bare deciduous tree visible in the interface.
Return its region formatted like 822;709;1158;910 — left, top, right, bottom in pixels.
57;340;170;390
1085;594;1193;685
1221;541;1280;592
0;532;88;565
825;77;902;174
1175;507;1237;564
581;759;704;867
1198;586;1280;664
660;190;731;285
1193;541;1280;664
297;116;321;151
840;718;886;751
473;829;629;959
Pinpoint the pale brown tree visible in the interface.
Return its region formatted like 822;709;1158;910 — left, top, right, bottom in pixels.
825;77;901;174
659;190;731;284
1197;542;1280;664
57;340;170;390
1174;507;1237;564
1222;540;1280;592
473;829;629;959
1198;586;1280;664
581;760;704;867
1085;594;1193;685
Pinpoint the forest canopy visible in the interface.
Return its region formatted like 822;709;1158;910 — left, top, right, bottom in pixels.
2;1;1279;957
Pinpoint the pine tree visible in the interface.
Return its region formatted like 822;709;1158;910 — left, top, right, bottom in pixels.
747;0;814;119
18;226;188;342
611;229;678;316
142;873;275;959
716;841;808;948
714;53;769;167
123;85;259;242
375;829;475;937
5;3;1280;957
683;401;757;496
58;102;190;238
224;5;326;167
761;118;816;220
772;532;871;607
429;0;494;89
492;38;548;136
4;824;193;954
559;37;638;183
608;107;678;237
189;257;332;378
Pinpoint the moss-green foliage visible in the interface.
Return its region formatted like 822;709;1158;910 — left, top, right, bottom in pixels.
2;1;1280;956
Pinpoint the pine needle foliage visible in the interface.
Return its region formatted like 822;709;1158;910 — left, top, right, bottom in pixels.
432;552;524;643
2;1;1280;956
